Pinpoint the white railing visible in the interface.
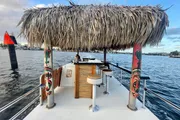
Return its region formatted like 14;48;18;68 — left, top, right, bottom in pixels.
109;62;180;112
9;95;40;120
0;85;40;113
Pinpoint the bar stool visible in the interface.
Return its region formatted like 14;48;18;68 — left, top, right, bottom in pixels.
102;69;113;95
98;66;108;86
87;74;102;112
97;65;105;74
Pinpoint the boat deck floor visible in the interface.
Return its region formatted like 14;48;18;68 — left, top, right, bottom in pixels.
25;77;158;120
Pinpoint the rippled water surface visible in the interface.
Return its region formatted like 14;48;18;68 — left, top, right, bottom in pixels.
0;50;180;120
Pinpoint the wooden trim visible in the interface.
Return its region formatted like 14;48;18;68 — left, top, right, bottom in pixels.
91;65;96;99
75;65;96;99
57;67;62;86
92;65;96;74
53;69;57;89
75;65;79;98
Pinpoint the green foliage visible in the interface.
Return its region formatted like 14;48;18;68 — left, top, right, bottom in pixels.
170;51;180;56
0;43;7;48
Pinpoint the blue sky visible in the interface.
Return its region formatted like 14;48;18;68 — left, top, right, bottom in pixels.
0;0;180;53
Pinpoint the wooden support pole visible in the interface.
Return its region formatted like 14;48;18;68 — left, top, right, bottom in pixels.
44;40;56;109
127;43;142;111
77;47;80;55
103;48;107;63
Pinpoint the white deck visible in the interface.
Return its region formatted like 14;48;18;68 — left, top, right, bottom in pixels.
25;77;158;120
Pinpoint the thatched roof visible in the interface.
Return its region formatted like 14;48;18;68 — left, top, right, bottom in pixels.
18;4;169;50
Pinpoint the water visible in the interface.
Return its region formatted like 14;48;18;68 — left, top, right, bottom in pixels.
0;50;180;120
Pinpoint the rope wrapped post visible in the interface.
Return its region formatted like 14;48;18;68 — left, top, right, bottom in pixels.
127;44;142;111
44;40;56;109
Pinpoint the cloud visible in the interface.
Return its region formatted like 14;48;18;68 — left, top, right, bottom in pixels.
35;4;46;8
175;45;180;49
167;36;180;43
158;44;165;47
167;36;180;40
166;28;180;43
151;46;165;49
34;3;59;8
172;40;180;43
0;1;64;44
0;0;27;10
0;0;29;43
166;28;180;36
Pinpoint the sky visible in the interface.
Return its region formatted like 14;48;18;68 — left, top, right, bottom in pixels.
0;0;180;53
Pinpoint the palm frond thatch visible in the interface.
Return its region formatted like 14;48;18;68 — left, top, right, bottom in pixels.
18;5;169;50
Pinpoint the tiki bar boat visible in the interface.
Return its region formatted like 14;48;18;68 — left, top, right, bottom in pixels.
1;3;172;120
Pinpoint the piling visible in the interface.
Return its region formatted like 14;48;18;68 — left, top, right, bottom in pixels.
4;32;18;70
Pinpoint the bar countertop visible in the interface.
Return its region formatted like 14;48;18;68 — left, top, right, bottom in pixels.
73;59;104;65
74;61;104;65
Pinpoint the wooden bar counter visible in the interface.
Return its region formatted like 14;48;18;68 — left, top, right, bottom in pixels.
74;61;103;99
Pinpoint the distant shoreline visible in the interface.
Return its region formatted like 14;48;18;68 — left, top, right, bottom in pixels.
1;47;180;57
0;48;171;57
169;55;180;58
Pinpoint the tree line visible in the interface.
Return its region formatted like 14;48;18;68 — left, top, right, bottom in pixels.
0;43;7;48
169;50;180;56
